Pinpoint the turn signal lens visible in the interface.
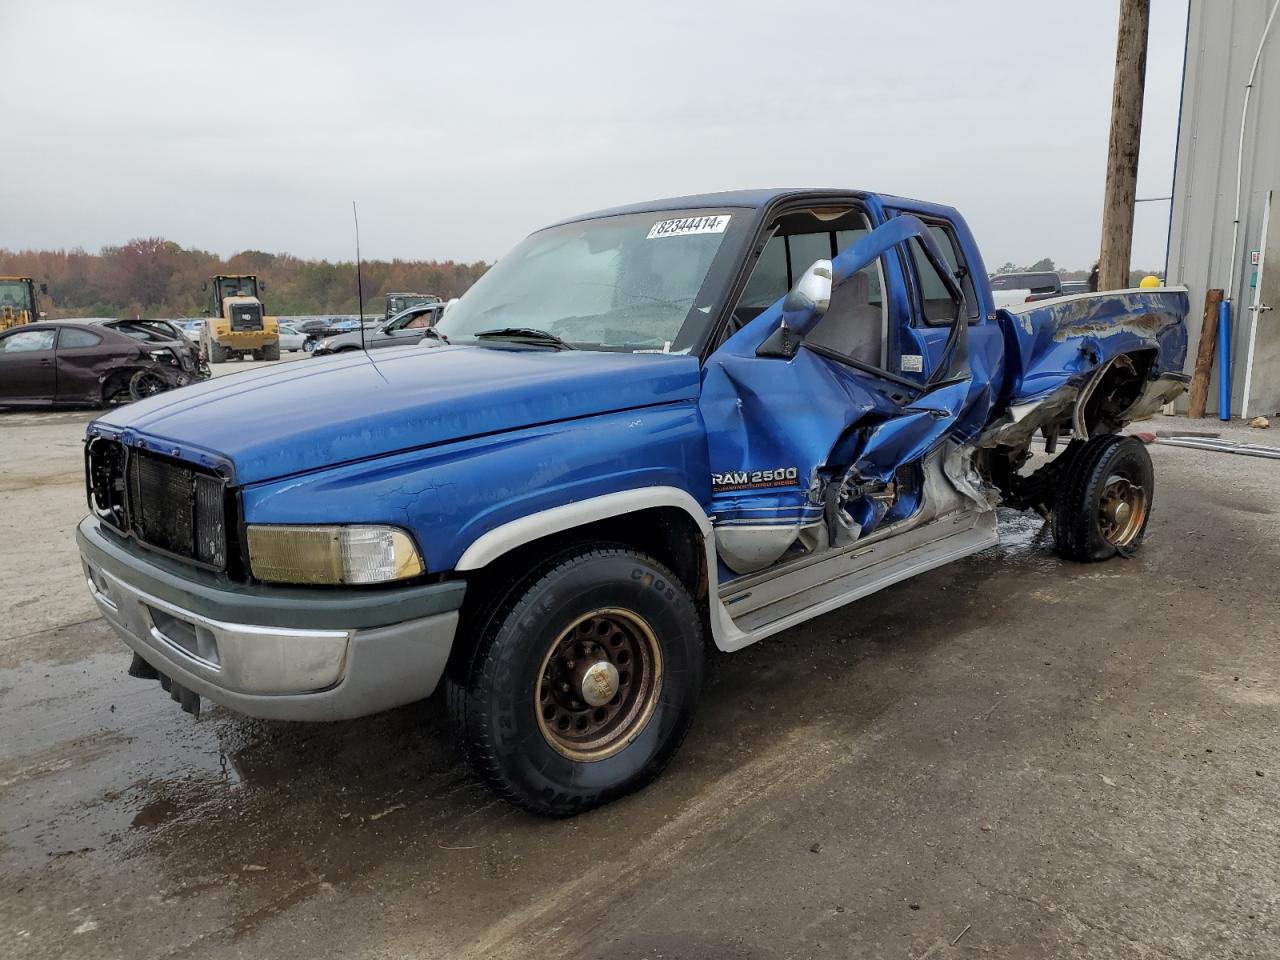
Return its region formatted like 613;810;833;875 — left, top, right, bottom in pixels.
246;524;424;585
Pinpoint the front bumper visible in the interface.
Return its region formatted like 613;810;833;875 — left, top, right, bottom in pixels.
77;517;465;721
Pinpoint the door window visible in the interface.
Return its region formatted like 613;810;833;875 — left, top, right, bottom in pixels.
735;236;789;317
908;236;966;325
58;328;103;348
0;329;56;352
910;223;978;323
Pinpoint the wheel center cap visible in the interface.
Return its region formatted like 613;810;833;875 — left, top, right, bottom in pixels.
1112;501;1131;524
580;660;620;707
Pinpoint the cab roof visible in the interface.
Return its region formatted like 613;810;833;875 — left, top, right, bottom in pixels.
548;187;961;228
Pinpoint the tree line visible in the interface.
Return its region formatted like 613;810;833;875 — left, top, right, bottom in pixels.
0;238;491;319
993;258;1163;286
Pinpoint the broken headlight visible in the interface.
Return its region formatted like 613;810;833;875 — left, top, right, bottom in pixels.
246;524;424;585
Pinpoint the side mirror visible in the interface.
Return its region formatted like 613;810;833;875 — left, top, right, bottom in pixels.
202;281;208;292
783;259;832;326
756;259;832;359
39;283;48;295
259;281;267;292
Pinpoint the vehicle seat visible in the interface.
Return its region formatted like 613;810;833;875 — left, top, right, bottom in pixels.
806;270;883;367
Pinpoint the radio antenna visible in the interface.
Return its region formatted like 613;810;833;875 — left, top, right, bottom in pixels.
353;201;367;352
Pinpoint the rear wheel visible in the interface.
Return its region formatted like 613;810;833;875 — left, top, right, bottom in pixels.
260;340;281;361
128;369;168;401
1053;434;1154;562
447;544;704;817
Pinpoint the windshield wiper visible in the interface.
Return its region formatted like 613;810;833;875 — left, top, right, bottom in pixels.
473;327;575;350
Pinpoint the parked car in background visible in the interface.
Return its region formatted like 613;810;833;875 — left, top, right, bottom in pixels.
990;271;1063;308
0;318;205;408
311;302;445;355
1060;280;1090;296
277;323;307;353
289;318;335;337
173;319;205;342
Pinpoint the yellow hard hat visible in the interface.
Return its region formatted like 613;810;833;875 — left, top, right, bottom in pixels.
1139;275;1161;288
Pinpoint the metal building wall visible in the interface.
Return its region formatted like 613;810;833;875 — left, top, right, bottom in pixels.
1167;0;1280;416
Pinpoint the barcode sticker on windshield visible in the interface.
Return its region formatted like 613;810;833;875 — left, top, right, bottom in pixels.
647;215;731;239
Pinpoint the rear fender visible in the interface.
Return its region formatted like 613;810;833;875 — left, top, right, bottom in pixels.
1001;287;1190;405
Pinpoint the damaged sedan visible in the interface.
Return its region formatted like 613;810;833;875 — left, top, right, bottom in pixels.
0;318;206;408
76;188;1188;816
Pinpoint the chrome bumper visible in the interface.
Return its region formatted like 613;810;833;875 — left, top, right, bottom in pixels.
82;555;460;722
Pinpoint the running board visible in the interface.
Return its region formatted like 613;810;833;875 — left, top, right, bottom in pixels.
713;509;998;649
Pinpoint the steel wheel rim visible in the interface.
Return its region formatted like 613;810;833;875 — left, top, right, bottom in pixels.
1098;472;1147;546
535;607;663;762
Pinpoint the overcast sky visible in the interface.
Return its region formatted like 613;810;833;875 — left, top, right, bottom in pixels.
4;0;1188;271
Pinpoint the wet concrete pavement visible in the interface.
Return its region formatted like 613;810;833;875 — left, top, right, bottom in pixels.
2;406;1278;959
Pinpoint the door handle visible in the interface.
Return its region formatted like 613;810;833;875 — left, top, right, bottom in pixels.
39;358;52;365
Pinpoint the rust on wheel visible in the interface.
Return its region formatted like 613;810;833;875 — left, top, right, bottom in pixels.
1098;473;1148;547
535;607;663;762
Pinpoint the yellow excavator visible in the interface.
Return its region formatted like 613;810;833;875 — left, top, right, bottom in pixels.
0;277;46;331
200;274;280;362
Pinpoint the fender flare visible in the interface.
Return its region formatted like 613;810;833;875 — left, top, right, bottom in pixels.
455;486;713;570
454;487;746;653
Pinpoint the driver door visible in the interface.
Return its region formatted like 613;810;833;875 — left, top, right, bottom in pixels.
700;213;999;578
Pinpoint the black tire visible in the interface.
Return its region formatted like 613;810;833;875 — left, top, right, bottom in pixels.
205;338;230;363
128;369;168;401
261;341;281;361
447;544;705;817
1053;434;1154;562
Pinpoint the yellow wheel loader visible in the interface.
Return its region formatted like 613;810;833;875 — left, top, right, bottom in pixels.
200;275;280;362
0;277;47;331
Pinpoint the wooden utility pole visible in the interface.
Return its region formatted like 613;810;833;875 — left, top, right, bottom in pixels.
1187;288;1224;418
1098;0;1151;290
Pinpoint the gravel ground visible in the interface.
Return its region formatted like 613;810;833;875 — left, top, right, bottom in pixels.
2;402;1278;960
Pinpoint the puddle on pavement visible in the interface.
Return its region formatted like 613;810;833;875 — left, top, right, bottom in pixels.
983;508;1060;571
0;501;1172;957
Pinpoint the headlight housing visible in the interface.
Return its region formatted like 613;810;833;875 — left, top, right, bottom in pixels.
246;524;424;585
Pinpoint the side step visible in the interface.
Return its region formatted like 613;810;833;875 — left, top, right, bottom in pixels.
716;509;998;647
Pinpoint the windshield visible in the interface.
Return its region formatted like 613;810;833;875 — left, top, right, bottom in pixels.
218;277;258;300
0;280;34;312
435;209;749;352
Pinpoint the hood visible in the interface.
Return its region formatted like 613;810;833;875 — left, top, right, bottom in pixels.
89;345;701;485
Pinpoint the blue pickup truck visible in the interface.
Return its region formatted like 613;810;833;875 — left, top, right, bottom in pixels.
77;189;1189;816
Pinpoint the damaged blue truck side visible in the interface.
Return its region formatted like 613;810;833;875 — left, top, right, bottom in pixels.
77;189;1189;815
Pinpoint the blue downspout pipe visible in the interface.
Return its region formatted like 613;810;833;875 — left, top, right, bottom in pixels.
1218;299;1231;421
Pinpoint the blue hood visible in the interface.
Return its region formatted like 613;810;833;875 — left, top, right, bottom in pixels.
89;345;702;484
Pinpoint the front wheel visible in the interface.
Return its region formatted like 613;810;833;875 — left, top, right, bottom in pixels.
447;545;705;817
1053;434;1154;562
